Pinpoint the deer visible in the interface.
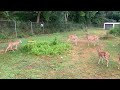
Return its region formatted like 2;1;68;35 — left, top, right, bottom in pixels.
86;32;99;46
96;47;110;67
5;40;22;53
67;34;79;45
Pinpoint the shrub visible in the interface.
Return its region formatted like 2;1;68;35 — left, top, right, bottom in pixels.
17;33;26;38
109;26;120;36
0;34;7;39
20;38;71;55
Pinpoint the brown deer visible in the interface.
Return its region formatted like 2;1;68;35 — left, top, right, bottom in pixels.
96;47;110;67
86;33;99;46
5;40;22;53
67;34;79;45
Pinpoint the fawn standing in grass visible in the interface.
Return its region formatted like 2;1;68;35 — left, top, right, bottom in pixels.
67;34;79;45
5;40;22;53
86;33;99;46
96;47;110;67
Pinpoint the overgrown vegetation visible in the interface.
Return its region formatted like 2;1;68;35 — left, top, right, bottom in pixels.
109;26;120;36
20;38;71;55
100;33;115;40
0;34;7;39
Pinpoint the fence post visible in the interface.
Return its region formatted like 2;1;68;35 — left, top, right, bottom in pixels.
14;20;17;38
30;21;34;35
40;22;44;34
43;23;44;34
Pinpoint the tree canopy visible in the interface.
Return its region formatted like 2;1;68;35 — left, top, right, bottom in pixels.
0;11;119;26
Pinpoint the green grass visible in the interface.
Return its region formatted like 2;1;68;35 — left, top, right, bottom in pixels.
0;28;120;79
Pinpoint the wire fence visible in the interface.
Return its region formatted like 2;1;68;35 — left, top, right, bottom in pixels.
0;20;102;39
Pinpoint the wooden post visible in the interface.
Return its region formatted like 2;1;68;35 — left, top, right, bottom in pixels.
14;20;17;38
103;23;105;29
30;21;34;35
41;22;44;34
43;23;45;33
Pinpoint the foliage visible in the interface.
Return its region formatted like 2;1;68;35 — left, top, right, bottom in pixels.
109;26;120;36
0;34;7;39
20;38;71;55
1;11;120;35
0;11;120;25
106;11;120;22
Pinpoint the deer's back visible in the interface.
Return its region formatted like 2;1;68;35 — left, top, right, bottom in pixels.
87;35;99;41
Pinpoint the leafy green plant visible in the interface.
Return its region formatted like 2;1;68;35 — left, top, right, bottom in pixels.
20;38;71;55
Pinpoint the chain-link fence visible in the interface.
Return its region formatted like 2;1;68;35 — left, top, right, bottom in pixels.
0;20;91;39
0;20;16;39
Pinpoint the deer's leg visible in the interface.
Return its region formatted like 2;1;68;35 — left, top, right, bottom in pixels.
75;42;77;45
94;42;96;46
106;60;109;67
97;40;99;46
12;47;15;51
10;46;13;50
118;66;119;69
75;40;77;46
15;45;17;50
67;39;70;42
98;57;101;65
102;58;104;63
9;46;15;52
5;46;10;53
88;41;90;46
118;62;120;69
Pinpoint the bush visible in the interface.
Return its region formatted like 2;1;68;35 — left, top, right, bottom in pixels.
20;38;71;55
17;33;26;38
0;34;7;39
109;26;120;36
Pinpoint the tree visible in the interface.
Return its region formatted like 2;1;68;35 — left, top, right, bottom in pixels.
64;11;69;23
36;11;41;23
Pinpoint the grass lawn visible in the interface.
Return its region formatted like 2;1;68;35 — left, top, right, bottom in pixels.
0;28;120;79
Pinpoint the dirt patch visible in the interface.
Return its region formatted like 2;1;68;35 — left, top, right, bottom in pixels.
25;62;38;70
70;39;97;61
40;55;52;61
15;74;27;79
0;49;5;54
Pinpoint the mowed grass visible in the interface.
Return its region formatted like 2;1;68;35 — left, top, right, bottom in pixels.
0;28;120;79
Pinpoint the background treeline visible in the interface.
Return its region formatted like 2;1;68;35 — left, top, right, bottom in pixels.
0;11;120;26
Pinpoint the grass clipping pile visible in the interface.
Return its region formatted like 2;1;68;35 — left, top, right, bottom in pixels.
20;38;71;56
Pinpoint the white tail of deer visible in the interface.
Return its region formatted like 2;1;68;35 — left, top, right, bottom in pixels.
67;34;79;45
5;40;22;53
86;32;99;46
96;47;110;67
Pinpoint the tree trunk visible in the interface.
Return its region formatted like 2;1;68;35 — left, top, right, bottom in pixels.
64;11;68;23
36;11;41;23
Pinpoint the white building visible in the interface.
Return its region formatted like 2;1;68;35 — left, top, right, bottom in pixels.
104;22;120;30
